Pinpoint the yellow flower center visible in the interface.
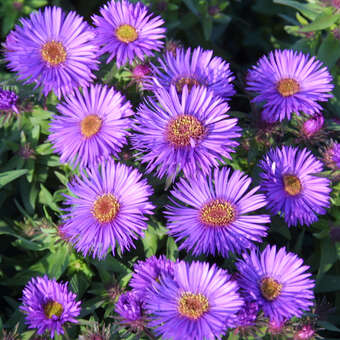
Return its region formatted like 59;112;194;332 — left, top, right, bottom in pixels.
200;200;236;227
175;77;201;93
167;114;205;147
283;174;302;196
178;292;209;320
116;24;138;43
41;41;67;66
260;277;282;301
80;115;102;138
92;194;120;223
277;78;300;97
43;300;64;319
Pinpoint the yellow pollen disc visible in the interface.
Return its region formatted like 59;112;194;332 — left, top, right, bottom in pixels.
81;115;102;138
200;200;236;227
277;78;300;97
41;41;67;66
167;114;205;147
283;174;302;196
116;24;138;43
260;277;282;301
43;300;64;319
175;77;201;93
92;194;120;223
178;292;209;320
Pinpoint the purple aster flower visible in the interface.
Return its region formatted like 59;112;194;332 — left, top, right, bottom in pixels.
115;291;146;332
236;245;315;323
92;0;166;67
259;146;331;226
0;88;18;114
294;324;316;340
61;160;154;259
146;46;235;100
4;7;98;98
247;49;333;122
132;85;241;180
166;167;270;256
130;255;176;296
20;275;80;338
49;84;133;169
322;141;340;170
146;261;243;340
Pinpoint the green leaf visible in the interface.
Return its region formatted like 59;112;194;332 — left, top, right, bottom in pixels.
316;238;337;283
39;184;60;212
70;273;90;299
315;275;340;293
318;321;340;332
300;11;340;32
166;237;178;261
202;17;213;40
0;169;28;188
274;0;322;20
318;32;340;69
142;224;158;257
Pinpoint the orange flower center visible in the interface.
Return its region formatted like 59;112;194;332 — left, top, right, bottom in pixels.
200;200;236;227
260;277;282;301
178;292;209;320
116;24;138;43
92;194;120;223
81;115;102;138
283;174;302;196
43;300;64;319
277;78;300;97
41;41;67;66
175;77;201;93
167;114;205;147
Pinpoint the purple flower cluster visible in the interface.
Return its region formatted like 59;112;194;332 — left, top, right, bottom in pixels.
6;0;338;339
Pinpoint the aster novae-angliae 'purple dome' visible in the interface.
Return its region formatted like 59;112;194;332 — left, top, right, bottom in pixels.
20;275;80;338
4;7;98;98
146;46;235;100
130;255;176;297
146;261;243;340
236;245;315;323
247;49;333;122
132;85;241;180
0;88;18;113
115;291;146;332
61;160;154;259
259;146;331;226
165;167;270;257
49;84;133;169
92;0;166;67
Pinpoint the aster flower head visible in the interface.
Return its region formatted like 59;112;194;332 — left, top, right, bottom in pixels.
146;261;243;340
236;245;315;323
322;141;340;170
130;255;176;297
166;167;270;257
4;7;98;98
61;160;154;259
247;49;333;122
0;88;18;114
301;113;324;139
294;324;316;340
20;275;80;338
115;291;146;332
49;84;133;169
132;85;241;180
147;46;236;100
92;0;166;67
259;146;331;226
